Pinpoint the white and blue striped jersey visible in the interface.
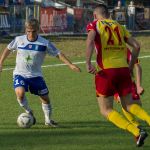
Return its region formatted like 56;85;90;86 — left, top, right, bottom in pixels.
7;35;60;78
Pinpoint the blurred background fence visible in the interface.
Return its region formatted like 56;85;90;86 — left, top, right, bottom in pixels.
0;0;150;36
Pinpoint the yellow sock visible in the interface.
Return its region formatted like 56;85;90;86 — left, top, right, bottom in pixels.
122;108;140;127
107;110;140;137
129;104;150;125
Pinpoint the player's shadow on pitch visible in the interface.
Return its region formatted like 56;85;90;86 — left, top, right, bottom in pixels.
57;120;112;129
32;120;113;130
0;120;148;130
0;124;149;150
0;121;150;149
0;120;105;129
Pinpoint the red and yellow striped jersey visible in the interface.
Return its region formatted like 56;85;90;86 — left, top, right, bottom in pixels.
87;19;131;70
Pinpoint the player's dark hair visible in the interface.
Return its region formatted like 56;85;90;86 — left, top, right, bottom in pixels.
94;4;109;18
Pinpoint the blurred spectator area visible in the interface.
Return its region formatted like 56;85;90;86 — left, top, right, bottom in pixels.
0;0;150;35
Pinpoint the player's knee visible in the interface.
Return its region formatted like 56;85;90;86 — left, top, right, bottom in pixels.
16;93;25;101
15;88;25;100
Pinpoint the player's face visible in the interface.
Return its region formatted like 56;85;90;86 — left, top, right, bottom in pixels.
26;26;38;41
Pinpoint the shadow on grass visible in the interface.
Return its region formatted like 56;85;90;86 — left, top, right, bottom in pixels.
0;120;112;129
58;120;112;128
0;120;149;130
0;121;126;144
0;121;149;150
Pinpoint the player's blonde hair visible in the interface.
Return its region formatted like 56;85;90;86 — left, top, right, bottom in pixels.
25;18;39;30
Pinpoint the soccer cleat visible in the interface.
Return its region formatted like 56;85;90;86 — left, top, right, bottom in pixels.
32;116;36;125
27;110;36;125
136;129;148;147
45;120;58;128
137;125;142;130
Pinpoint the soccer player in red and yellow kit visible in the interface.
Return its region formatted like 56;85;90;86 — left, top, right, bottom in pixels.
86;4;149;147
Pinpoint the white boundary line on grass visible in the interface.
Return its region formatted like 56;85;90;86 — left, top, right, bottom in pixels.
2;55;150;71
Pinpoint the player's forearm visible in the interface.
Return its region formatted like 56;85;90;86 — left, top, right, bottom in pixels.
127;37;140;68
129;49;140;69
0;48;11;65
86;41;94;65
86;30;95;66
135;64;142;87
57;52;73;66
56;52;81;72
126;37;140;52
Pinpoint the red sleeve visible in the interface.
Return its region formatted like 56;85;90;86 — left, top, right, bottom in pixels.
86;20;97;33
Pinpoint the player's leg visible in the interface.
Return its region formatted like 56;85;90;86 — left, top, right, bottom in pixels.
122;94;150;126
117;68;148;146
97;95;140;137
114;93;141;127
117;68;150;125
114;93;140;127
14;75;32;114
39;95;58;127
122;107;140;127
120;94;148;146
15;87;32;113
96;69;140;137
122;92;142;127
28;76;57;127
96;68;147;146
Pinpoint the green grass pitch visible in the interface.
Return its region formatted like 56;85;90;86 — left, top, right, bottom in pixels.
0;36;150;150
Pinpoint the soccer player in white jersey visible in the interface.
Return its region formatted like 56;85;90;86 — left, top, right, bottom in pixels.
0;18;81;127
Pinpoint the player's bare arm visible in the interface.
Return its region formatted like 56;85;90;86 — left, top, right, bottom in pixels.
56;52;81;72
86;30;97;74
135;63;144;95
0;47;11;72
126;37;140;71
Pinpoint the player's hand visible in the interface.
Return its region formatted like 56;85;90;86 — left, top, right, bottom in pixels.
137;86;144;95
86;63;97;74
69;64;81;72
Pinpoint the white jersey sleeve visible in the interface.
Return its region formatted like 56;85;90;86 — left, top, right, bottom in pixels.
47;41;60;56
7;37;18;51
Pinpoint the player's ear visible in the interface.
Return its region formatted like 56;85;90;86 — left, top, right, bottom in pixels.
93;14;97;20
25;28;27;34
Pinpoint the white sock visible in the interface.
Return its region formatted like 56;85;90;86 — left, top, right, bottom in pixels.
42;103;51;123
17;96;31;113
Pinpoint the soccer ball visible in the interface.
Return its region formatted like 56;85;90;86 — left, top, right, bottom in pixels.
17;113;34;128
